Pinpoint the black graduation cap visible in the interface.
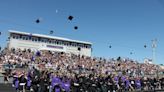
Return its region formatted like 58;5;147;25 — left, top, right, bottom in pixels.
109;45;112;48
36;51;41;56
144;45;147;48
61;52;64;54
77;47;81;51
74;26;78;30
68;15;74;21
48;50;51;54
35;19;40;23
28;49;31;53
130;52;133;55
50;30;54;34
117;56;121;61
12;48;15;52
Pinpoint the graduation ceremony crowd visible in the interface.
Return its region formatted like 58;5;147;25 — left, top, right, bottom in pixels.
0;48;164;92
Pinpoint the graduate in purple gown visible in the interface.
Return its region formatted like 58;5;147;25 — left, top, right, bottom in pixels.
114;76;119;90
114;76;119;84
135;78;141;89
51;76;61;92
31;56;35;61
61;78;71;92
15;77;19;90
27;75;31;90
121;76;126;82
125;78;130;90
120;76;126;88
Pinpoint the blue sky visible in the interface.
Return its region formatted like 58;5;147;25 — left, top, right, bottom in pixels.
0;0;164;64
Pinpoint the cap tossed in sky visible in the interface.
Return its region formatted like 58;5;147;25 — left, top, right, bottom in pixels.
50;30;54;34
144;45;147;48
68;16;74;21
35;18;42;23
74;26;78;30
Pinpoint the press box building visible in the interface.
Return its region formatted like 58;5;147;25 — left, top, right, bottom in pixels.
8;30;92;56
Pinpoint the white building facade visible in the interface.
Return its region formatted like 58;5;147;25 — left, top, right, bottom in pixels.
8;30;92;56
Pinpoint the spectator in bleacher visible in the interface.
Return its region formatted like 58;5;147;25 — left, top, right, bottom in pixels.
0;48;163;92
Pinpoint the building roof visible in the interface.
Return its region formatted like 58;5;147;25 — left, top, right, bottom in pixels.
8;30;92;45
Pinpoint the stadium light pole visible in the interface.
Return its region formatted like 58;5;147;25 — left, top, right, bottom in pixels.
152;39;157;64
152;38;158;78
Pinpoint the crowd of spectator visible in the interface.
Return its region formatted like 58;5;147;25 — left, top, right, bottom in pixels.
0;48;164;92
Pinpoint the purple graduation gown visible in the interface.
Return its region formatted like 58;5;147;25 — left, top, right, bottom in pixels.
125;79;130;89
61;80;70;92
27;76;31;87
135;79;141;89
51;77;61;92
15;78;19;89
